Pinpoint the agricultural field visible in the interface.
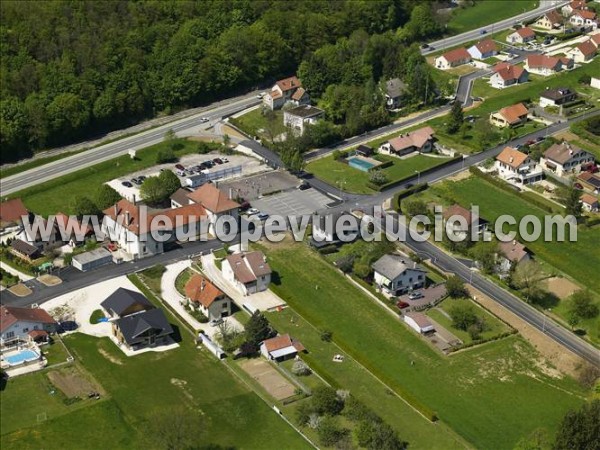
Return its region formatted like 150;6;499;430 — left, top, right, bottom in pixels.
260;241;585;449
445;0;539;34
306;153;453;194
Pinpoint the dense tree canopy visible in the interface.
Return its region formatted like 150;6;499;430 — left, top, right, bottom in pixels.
0;0;444;163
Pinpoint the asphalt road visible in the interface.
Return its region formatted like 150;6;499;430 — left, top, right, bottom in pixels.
0;94;261;196
422;0;569;55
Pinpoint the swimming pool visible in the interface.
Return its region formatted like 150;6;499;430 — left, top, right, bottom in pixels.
3;349;40;366
348;157;376;172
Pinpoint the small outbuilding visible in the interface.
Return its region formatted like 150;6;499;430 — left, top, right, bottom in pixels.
404;313;435;334
260;334;305;362
72;247;113;272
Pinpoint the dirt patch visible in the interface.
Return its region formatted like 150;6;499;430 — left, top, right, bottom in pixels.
187;136;220;143
239;358;296;401
171;378;195;401
468;285;585;378
98;348;123;365
47;365;104;398
544;277;580;299
8;283;31;297
445;170;471;182
37;274;62;286
221;124;246;140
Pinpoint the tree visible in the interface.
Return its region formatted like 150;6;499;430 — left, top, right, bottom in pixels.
567;311;580;330
95;184;122;210
146;406;203;450
140;176;167;205
317;416;348;447
164;129;176;141
369;169;388;186
568;290;599;320
71;196;99;217
512;260;546;303
560;178;583;219
311;386;344;416
356;420;406;450
577;365;600;390
553;400;600;450
402;198;427;218
514;428;552;450
222;133;231;146
446;101;464;135
244;312;272;346
292;360;311;376
156;148;176;164
159;169;183;197
446;275;468;298
215;321;244;353
469;241;499;275
449;303;478;331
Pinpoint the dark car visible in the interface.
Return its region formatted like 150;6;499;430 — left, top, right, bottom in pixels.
213;158;223;164
138;175;146;182
421;43;429;49
298;182;310;190
203;160;214;168
535;136;545;143
121;181;133;188
175;164;185;171
239;201;251;211
480;29;487;35
396;301;410;309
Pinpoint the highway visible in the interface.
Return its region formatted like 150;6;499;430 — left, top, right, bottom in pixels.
422;0;569;54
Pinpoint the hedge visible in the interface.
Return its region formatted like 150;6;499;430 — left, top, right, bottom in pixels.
368;159;394;172
392;183;429;212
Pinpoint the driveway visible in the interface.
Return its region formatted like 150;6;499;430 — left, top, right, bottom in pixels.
397;283;447;312
251;188;334;218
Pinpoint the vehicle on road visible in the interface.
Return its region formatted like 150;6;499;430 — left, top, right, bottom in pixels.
480;29;487;34
247;208;260;216
408;291;424;300
121;181;133;188
421;43;429;49
131;177;142;185
200;117;209;123
256;92;266;99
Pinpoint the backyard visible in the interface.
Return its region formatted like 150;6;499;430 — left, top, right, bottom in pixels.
306;153;453;194
445;0;539;35
233;108;286;142
260;241;585;450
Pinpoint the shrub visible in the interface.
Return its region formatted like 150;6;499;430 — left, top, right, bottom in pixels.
446;275;468;298
156;148;176;164
320;329;333;342
317;417;348;447
292;360;311;376
311;386;344;416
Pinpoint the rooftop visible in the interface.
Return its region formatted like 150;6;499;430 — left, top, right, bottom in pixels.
1;306;56;332
285;105;324;119
496;147;529;169
372;254;426;281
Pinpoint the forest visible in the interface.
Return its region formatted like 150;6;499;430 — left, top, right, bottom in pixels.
0;0;444;163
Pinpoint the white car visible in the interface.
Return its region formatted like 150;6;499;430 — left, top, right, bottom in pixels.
256;92;266;99
199;117;209;123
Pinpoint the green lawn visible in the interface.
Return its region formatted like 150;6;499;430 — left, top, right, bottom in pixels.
306;154;453;194
10;138;204;217
234;108;286;141
431;176;600;343
260;242;585;449
447;1;539;34
427;298;512;345
174;268;193;296
0;149;86;179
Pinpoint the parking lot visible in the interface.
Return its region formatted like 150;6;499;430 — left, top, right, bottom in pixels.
251;188;335;218
219;170;299;201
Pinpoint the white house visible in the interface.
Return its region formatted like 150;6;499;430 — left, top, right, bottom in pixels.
184;274;231;321
506;27;536;44
562;0;587;16
495;147;543;185
372;254;427;296
567;39;597;62
591;76;600;89
385;78;407;110
378;126;435;156
283;105;324;135
435;47;471;69
467;39;498;60
0;306;57;347
222;251;272;295
260;334;305;362
540;142;595;176
539;87;578;108
525;54;572;76
263;76;308;110
581;193;599;212
490;63;528;89
569;10;598;29
497;240;531;273
404;313;435;334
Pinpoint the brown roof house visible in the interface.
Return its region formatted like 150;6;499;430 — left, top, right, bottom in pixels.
581;193;599;212
435;47;471;70
525;54;572;76
577;172;600;193
263;76;309;110
569;9;598;28
222;251;272;295
562;0;588;17
1;305;57;346
534;10;564;29
0;198;28;232
495;146;543;185
260;334;305;362
443;204;489;235
497;240;531;273
378;126;435;156
506;27;536;45
567;39;597;62
489;102;529;128
490;63;528;89
540;142;595;176
184;274;231;321
467;39;499;60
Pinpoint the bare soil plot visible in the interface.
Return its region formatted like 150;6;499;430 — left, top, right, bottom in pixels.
8;283;32;297
47;365;104;398
239;358;296;401
37;274;62;286
544;277;580;300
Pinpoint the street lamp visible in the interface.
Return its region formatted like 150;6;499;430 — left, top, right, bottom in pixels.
415;170;421;185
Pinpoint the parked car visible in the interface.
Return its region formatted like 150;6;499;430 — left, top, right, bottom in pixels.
247;208;260;216
121;181;133;188
213;158;223;164
131;177;141;185
535;136;545;143
175;164;185;171
408;291;424;300
297;182;310;190
239;201;251;211
257;212;269;221
138;175;146;182
209;318;224;327
176;169;186;177
221;157;229;163
397;301;410;309
203;160;214;168
256;92;266;99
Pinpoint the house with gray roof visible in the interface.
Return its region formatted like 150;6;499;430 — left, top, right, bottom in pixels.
372;254;427;296
100;288;154;318
222;251;272;295
113;308;173;351
385;78;407;110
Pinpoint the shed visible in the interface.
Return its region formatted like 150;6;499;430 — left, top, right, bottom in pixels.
404;313;435;334
72;247;113;272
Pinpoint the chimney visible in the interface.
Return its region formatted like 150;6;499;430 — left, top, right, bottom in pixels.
229;188;233;199
509;156;514;163
125;211;130;225
114;204;118;217
201;279;205;291
132;194;136;205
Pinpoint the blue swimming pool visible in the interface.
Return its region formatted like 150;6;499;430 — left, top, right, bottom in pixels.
348;157;376;172
4;349;39;366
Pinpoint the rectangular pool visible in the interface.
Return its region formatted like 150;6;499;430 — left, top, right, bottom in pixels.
4;349;40;366
348;157;376;172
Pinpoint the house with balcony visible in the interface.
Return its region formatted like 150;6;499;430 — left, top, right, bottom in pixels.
489;102;529;128
263;76;308;110
569;10;598;29
506;27;536;44
540;142;595;176
372;254;427;296
533;10;564;29
490;63;528;89
539;87;578;108
525;54;573;76
567;39;597;62
378;126;435;156
495;146;543;185
222;251;272;295
184;274;231;321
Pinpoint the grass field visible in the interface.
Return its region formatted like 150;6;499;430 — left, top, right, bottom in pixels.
1;319;309;449
446;1;539;34
261;241;585;449
306;154;453;194
234;108;286;141
10;138;202;217
0;150;86;179
430;176;600;342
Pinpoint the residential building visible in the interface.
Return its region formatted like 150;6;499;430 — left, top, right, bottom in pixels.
184;182;240;232
260;334;305;362
506;27;536;44
577;171;600;192
489;102;529;128
372;254;427;296
490;62;529;89
404;313;435;334
355;144;374;157
72;247;114;272
100;288;173;351
467;39;499;59
1;306;57;347
443;204;489;234
16;215;61;252
435;47;471;69
184;274;231;321
495;146;543;184
539;87;578;107
567;39;597;62
311;211;360;247
581;193;599;211
283;105;324;136
378;126;435;156
54;212;93;245
540;142;595;176
525;54;571;76
497;240;531;273
263;76;307;110
385;78;407;109
0;198;28;233
591;76;600;88
534;10;564;29
569;10;598;29
562;0;588;16
222;251;272;295
590;33;600;48
10;239;41;261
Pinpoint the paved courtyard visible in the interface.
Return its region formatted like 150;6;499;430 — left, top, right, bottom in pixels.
219;170;299;201
251;188;334;218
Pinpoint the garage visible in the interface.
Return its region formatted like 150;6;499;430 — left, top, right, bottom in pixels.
72;247;113;272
